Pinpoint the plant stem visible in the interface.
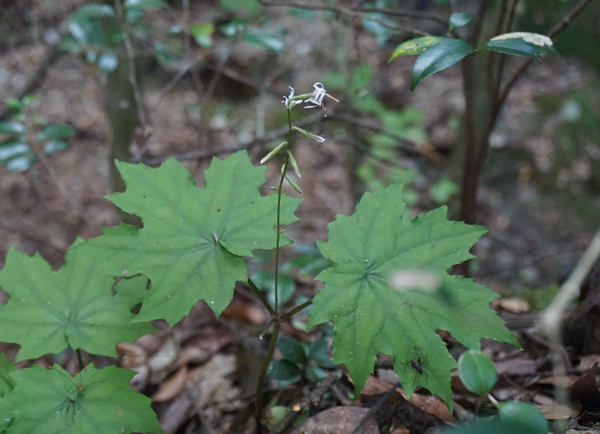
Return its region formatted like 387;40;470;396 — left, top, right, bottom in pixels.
254;320;280;433
254;108;294;433
272;109;293;314
248;278;276;317
281;299;312;322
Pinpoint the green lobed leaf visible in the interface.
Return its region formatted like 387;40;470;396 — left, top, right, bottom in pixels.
1;364;162;434
0;354;15;430
389;36;444;62
0;241;155;362
77;151;301;326
457;350;497;396
411;38;473;90
0;354;15;399
307;184;519;410
480;32;557;60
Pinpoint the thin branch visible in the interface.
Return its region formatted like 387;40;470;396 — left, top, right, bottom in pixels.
115;0;148;133
541;230;600;410
247;278;276;317
497;0;596;108
139;111;326;165
258;0;447;26
281;299;312;321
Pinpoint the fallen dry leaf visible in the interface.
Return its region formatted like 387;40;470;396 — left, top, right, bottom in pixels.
292;406;379;434
152;366;189;402
116;342;147;369
494;297;530;313
571;362;600;413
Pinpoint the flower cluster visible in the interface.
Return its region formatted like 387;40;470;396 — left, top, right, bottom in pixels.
282;82;338;115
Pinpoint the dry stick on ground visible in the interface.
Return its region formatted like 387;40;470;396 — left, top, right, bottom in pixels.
270;368;342;434
541;230;600;413
351;382;401;434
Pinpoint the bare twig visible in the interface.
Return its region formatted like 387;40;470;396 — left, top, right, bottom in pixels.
270;368;342;434
541;230;600;410
497;0;596;108
259;0;447;26
139;111;327;165
115;0;148;133
352;381;401;434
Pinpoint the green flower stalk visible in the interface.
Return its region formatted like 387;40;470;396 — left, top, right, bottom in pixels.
254;82;337;432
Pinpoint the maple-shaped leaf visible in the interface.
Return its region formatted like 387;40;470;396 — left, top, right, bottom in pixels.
1;364;162;434
77;151;302;326
0;354;15;431
0;241;155;362
308;184;518;409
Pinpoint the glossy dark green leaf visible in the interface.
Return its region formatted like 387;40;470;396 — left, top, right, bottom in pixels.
411;38;473;90
124;0;166;10
306;365;328;383
44;140;69;156
457;350;497;396
71;4;115;20
0;140;35;171
240;30;284;54
308;339;333;368
498;402;548;434
37;124;75;142
389;36;444;62
480;32;557;59
267;360;301;386
449;13;472;31
0;122;25;135
277;336;307;365
98;52;119;73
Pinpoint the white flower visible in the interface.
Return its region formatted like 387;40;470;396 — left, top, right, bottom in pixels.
282;86;302;108
304;82;327;109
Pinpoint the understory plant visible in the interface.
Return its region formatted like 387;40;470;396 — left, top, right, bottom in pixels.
0;80;519;433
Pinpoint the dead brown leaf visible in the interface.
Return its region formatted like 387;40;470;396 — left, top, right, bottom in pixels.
292;407;379;434
152;366;189;403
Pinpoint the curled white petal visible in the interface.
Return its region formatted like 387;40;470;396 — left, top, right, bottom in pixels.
304;82;327;109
